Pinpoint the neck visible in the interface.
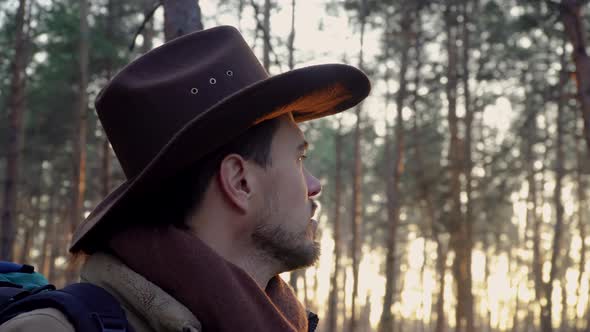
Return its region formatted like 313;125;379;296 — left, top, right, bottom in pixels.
233;252;279;289
188;214;280;289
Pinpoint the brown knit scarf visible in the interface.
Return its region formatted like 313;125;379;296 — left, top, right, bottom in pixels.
109;225;309;331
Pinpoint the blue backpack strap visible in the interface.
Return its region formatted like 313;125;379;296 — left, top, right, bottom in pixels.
0;262;34;274
61;283;133;332
0;283;133;332
307;311;319;332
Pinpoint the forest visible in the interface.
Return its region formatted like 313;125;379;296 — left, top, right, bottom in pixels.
2;0;590;331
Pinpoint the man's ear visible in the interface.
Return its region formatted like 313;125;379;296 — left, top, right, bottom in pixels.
217;154;252;213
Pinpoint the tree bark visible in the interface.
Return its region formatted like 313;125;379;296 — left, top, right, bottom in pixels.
484;241;492;332
379;5;410;331
419;240;427;332
21;170;42;264
48;205;65;283
511;251;519;332
163;0;203;42
576;116;587;332
435;241;447;332
444;1;473;331
67;0;90;283
262;0;271;71
349;1;367;330
40;187;56;277
409;12;444;330
349;100;363;332
303;270;309;308
526;81;550;332
1;0;28;261
546;42;569;332
102;0;116;198
19;219;33;263
326;121;343;332
289;269;300;294
287;0;295;71
342;267;348;332
561;277;568;332
560;0;590;153
460;1;475;330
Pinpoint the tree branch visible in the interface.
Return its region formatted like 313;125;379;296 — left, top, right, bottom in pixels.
249;0;283;71
129;1;162;52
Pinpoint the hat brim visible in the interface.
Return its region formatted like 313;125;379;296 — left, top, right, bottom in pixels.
70;63;370;252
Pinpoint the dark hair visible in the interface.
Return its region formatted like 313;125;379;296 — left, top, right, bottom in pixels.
76;117;281;254
137;117;281;228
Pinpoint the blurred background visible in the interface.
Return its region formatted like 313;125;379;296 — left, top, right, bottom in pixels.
2;0;590;331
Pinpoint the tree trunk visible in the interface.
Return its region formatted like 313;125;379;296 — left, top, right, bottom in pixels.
576;116;587;332
444;1;473;331
262;0;271;71
560;0;590;153
140;0;155;53
22;171;42;264
287;0;295;71
561;278;568;332
48;206;65;283
342;267;348;332
419;240;427;332
19;219;33;263
409;13;443;330
460;1;475;329
379;6;410;332
435;240;447;332
303;270;309;308
67;0;90;283
289;269;301;295
163;0;203;42
102;0;116;198
523;69;549;332
509;251;519;332
349;101;363;332
547;42;568;332
513;280;520;332
524;83;551;331
485;246;493;332
40;188;55;277
349;2;367;330
1;0;28;261
326;121;343;332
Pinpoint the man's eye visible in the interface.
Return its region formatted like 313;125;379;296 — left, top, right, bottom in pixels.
299;155;307;161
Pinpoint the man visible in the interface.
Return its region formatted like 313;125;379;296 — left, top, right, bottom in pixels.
1;26;370;331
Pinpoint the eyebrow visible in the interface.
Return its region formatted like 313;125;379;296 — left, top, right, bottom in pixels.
297;140;309;152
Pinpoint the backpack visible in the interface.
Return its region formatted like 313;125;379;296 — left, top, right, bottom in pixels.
0;262;134;332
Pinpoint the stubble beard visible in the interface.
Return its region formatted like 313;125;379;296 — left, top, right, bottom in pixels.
251;195;321;271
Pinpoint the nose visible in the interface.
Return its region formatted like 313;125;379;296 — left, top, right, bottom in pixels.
305;167;322;197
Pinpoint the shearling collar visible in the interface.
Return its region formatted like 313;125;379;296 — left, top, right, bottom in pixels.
80;253;202;332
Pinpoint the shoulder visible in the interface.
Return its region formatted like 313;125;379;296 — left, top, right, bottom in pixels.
0;308;75;332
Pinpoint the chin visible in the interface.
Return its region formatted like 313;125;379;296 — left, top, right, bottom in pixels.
282;241;321;271
251;222;321;271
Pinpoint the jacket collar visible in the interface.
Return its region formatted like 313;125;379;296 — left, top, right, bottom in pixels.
81;252;202;332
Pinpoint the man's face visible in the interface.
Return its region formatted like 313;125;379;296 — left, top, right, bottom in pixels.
251;114;322;271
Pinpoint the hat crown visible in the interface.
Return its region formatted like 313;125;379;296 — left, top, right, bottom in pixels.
96;26;268;179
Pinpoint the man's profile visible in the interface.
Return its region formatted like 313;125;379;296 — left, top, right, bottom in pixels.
0;25;370;332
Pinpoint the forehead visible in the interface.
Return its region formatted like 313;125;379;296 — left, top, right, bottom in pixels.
277;113;304;141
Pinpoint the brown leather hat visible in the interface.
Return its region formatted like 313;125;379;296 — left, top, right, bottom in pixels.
70;25;370;252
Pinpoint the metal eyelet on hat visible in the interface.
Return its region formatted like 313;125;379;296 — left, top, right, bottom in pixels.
190;88;199;94
226;70;233;77
209;78;217;85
